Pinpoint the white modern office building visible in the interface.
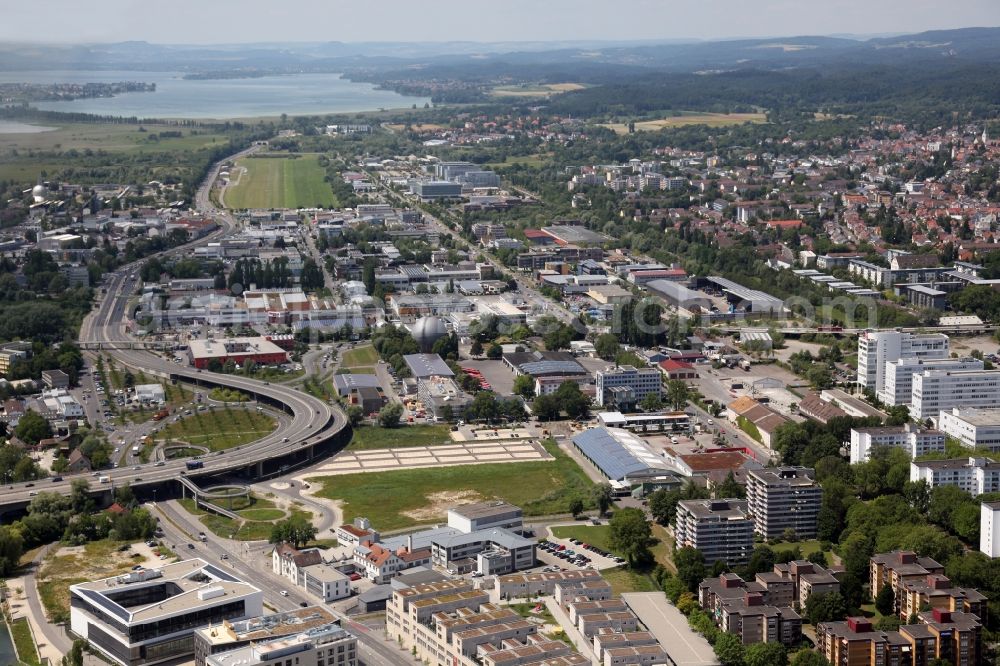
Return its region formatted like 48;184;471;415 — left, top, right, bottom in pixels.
878;357;983;407
981;501;1000;558
911;369;1000;421
849;424;946;464
205;623;357;666
70;559;263;666
595;365;662;408
937;407;1000;451
857;330;949;394
910;457;1000;497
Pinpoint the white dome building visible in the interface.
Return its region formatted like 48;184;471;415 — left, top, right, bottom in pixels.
31;184;47;203
411;316;449;353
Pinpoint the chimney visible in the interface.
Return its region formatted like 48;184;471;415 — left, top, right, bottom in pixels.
933;609;951;623
899;551;917;565
745;592;763;606
929;575;951;590
407;535;413;552
847;617;873;633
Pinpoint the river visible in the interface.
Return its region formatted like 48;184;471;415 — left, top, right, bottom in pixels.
0;70;429;119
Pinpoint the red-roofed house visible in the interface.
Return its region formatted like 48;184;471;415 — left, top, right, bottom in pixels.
354;543;432;583
763;220;804;230
659;359;698;381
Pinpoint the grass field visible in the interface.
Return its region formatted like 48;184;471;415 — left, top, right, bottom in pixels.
347;424;451;451
490;83;586;98
37;540;144;623
601;112;768;134
341;345;379;367
225;154;335;209
601;566;659;595
551;523;675;573
9;618;40;666
0;123;231;182
157;408;276;451
178;494;309;541
309;441;594;530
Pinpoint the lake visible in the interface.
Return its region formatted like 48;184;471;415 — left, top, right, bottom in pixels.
0;70;430;119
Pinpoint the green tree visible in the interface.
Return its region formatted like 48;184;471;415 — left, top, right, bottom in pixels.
346;405;364;427
674;546;707;592
805;591;847;625
487;343;503;360
269;514;317;549
569;498;584;518
378;402;403;428
744;642;787;666
665;380;689;410
714;471;745;499
513;374;536;399
532;394;561;421
875;580;896;616
470;340;484;357
14;409;52;446
592;483;614;516
594;333;621;361
640;392;664;411
608;507;653;565
789;650;829;666
714;632;746;666
0;525;24;577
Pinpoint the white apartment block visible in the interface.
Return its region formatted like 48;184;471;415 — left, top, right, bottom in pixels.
911;369;1000;421
937;408;1000;451
857;330;949;394
981;501;1000;558
878;357;983;407
674;499;754;565
595;365;662;408
910;457;1000;497
849;424;946;464
746;467;822;540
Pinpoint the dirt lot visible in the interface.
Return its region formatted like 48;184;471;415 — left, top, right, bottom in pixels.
401;490;485;522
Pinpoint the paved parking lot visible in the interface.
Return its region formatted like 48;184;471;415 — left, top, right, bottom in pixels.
306;440;553;475
539;533;624;571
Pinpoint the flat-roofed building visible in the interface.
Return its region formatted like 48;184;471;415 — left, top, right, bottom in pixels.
494;569;604;600
204;622;357;666
938;407;1000;451
981;500;1000;557
193;607;337;666
879;357;983;407
187;337;287;370
911;368;1000;421
910;457;1000;496
719;593;802;646
870;551;945;610
817;617;911;666
849;424;946;464
898;575;987;621
595;365;662;409
70;559;263;666
448;502;523;533
746;467;821;540
857;330;949;394
675;499;753;565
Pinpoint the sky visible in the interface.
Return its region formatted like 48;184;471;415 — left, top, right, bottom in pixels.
7;0;1000;44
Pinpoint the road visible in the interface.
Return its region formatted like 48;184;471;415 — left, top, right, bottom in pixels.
0;145;348;510
153;500;412;665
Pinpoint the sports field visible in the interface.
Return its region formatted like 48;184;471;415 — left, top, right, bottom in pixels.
601;112;768;134
225;153;336;209
490;83;586;98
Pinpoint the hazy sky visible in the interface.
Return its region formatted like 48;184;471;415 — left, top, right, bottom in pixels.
8;0;1000;44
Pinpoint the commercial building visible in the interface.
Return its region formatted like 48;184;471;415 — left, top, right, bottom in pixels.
938;407;1000;451
595;365;662;408
911;368;1000;421
402;353;454;379
205;623;357;666
745;467;822;540
193;607;337;666
502;350;589;379
704;276;785;315
41;368;70;389
411;180;463;201
857;330;949;394
645;280;712;312
69;558;263;666
572;427;675;484
879;357;983;407
187;337;288;370
674;499;753;565
417;376;472;419
910;457;1000;497
849;425;946;464
447;502;524;533
430;528;535;575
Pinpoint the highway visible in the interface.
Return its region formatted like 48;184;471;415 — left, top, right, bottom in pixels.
0;146;350;510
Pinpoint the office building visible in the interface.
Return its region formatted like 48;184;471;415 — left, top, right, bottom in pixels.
674;499;754;565
937;407;1000;451
879;357;983;407
910;457;1000;497
205;623;357;666
447;502;524;533
69;559;263;666
857;330;949;394
430;529;535;576
911;369;1000;421
187;337;288;370
595;365;662;409
411;181;463;201
849;425;946;464
746;467;822;540
193;607;337;666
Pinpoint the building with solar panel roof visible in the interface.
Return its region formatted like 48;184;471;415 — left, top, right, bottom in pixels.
70;558;263;666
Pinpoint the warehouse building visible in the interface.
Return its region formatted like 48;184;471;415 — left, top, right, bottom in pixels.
187;337;288;370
